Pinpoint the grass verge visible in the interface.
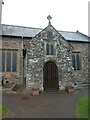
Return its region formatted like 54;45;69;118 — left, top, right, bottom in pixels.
76;96;90;118
0;104;8;118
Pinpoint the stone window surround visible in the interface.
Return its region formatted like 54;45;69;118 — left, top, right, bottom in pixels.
1;49;18;72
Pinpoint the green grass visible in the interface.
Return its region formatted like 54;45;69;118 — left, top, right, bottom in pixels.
0;104;8;118
76;97;90;118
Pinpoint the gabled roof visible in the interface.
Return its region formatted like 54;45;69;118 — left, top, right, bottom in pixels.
1;24;42;38
1;24;90;42
59;31;90;42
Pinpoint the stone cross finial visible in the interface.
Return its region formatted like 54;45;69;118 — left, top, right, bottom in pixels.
47;15;52;25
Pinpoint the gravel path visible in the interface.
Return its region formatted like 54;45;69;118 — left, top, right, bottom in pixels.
2;88;88;118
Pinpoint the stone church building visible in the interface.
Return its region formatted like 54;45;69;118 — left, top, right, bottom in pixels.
0;15;89;91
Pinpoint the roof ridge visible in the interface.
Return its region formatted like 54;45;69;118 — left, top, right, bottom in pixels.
2;24;43;30
77;31;89;37
59;30;76;33
2;24;81;34
2;24;77;33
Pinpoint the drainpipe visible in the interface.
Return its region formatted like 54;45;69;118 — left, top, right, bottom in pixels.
20;36;24;85
22;37;27;85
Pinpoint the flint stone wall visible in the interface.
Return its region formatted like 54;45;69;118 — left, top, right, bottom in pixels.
0;37;23;85
26;25;74;91
70;42;88;83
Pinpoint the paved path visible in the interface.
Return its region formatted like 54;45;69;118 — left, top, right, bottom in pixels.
2;88;88;118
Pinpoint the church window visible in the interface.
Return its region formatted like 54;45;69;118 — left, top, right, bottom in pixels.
51;44;54;55
46;43;54;55
6;52;11;71
12;52;17;72
46;43;49;55
2;51;5;72
1;50;17;72
72;52;81;70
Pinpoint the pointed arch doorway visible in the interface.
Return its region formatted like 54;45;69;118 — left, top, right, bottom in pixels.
43;61;59;91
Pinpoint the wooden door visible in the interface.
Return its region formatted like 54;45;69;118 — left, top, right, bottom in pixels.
43;61;59;91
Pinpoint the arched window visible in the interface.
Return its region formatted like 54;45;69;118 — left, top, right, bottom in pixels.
46;43;54;55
